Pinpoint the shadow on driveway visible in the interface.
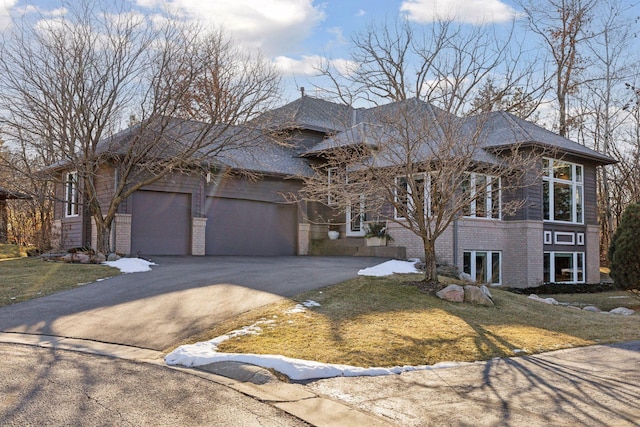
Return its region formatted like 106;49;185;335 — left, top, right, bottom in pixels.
0;256;384;350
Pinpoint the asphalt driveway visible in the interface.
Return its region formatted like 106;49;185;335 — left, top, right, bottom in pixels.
0;256;383;350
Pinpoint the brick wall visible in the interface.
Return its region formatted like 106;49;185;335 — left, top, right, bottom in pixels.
298;223;311;255
388;218;544;287
191;217;207;256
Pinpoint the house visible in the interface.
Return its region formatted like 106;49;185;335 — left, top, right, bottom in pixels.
51;95;615;287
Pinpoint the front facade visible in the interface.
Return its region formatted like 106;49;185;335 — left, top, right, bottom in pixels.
52;96;614;287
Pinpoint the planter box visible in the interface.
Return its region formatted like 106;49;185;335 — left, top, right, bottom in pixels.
365;237;387;247
328;230;340;240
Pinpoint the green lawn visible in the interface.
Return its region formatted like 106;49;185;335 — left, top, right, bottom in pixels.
0;243;28;260
0;257;119;306
172;274;640;369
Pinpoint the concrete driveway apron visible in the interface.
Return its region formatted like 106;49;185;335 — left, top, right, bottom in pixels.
0;256;383;350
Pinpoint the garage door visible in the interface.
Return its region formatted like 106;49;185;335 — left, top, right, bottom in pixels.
205;198;296;256
131;191;191;255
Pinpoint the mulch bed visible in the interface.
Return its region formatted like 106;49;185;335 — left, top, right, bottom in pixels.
403;280;446;295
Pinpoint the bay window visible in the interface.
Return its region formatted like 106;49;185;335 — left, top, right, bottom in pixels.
543;159;583;223
462;173;501;219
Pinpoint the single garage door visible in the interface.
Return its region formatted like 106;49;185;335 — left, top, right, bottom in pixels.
205;197;296;256
131;191;191;255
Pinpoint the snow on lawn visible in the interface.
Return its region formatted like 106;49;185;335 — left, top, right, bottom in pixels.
103;258;156;273
165;294;471;380
357;259;419;277
165;343;472;381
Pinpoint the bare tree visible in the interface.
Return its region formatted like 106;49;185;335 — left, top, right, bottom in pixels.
301;100;539;283
0;1;281;254
576;0;639;261
315;18;544;116
302;18;543;283
519;0;597;137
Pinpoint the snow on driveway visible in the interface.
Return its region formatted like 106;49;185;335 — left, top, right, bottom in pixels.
103;258;156;273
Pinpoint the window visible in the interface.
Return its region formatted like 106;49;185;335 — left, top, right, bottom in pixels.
395;174;427;219
543;158;583;224
463;250;501;285
544;252;585;283
65;171;79;217
327;167;338;205
462;173;501;219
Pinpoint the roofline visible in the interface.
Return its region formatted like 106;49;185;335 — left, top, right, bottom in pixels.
485;141;617;165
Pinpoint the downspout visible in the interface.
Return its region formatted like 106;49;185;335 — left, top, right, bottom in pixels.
453;218;458;266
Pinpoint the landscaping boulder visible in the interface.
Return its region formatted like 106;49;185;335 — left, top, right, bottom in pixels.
436;284;464;302
567;305;582;310
609;307;635;316
92;252;106;263
528;294;559;305
464;285;494;306
480;285;492;300
107;253;120;262
583;305;601;312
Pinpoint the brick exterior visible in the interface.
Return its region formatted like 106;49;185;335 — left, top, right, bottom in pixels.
586;225;600;284
191;217;207;256
298;223;311;255
90;214;132;255
388;219;544;287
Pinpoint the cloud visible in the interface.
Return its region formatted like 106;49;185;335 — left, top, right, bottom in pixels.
274;55;356;77
134;0;326;55
0;0;18;31
355;9;366;17
400;0;521;24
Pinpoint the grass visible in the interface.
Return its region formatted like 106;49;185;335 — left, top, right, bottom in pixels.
0;243;29;260
172;274;640;368
0;257;119;307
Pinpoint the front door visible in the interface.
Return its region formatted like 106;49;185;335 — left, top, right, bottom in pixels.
346;196;366;237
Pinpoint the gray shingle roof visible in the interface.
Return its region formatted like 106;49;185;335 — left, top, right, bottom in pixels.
478;111;616;164
257;95;353;133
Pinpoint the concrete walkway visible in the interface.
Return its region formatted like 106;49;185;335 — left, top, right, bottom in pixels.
0;256;382;350
308;341;640;426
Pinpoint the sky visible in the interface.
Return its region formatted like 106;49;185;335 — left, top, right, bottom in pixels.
0;0;531;102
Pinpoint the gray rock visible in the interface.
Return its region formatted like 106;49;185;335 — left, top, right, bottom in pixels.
528;294;559;305
583;305;601;312
480;285;493;300
436;284;465;303
464;285;495;306
567;305;582;310
92;252;106;263
609;307;635;316
459;272;473;282
107;253;120;262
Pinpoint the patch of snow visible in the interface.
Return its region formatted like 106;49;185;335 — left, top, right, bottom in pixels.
284;300;321;314
357;260;420;277
165;343;473;381
103;258;156;273
608;296;630;299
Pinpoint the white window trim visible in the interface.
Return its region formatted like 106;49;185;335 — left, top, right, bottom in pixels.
545;251;585;284
464;173;501;220
463;250;502;286
554;231;575;245
395;173;430;220
544;231;553;245
543;158;584;224
577;233;585;245
65;171;79;218
327;167;338;206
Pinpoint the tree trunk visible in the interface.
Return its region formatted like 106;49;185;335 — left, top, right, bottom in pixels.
422;238;439;283
94;217;113;254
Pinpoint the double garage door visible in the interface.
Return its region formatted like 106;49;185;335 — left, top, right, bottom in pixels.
131;191;296;256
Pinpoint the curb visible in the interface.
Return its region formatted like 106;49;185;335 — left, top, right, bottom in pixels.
0;332;394;427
